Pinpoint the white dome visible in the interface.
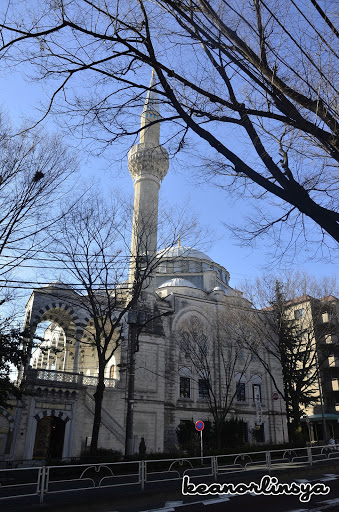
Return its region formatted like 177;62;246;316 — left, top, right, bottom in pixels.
159;278;197;289
158;246;212;261
43;278;71;289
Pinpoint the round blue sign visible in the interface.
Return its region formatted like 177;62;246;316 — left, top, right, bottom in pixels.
195;420;205;431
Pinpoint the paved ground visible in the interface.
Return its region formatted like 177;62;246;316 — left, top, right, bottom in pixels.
2;462;339;512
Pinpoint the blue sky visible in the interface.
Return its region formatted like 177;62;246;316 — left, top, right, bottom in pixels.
0;69;337;299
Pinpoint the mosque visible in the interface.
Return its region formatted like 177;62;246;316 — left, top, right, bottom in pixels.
0;74;287;462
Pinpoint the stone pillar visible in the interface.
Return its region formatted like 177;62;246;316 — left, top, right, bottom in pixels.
73;336;81;373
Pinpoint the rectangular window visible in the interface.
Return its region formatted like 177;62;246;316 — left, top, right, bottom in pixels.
294;308;305;320
236;382;246;402
180;377;191;398
253;384;261;403
198;379;209;399
109;365;115;379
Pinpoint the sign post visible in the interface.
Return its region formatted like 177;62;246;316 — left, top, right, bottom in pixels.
305;416;312;444
195;420;205;465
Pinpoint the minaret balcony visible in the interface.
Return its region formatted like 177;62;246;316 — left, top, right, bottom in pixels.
128;143;169;182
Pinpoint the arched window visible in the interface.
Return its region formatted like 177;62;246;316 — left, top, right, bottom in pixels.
235;373;247;402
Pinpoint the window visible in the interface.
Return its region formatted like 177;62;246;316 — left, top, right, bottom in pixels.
237;349;245;362
181;332;191;355
109;365;115;379
253;383;262;403
294;308;305;320
199;379;209;399
180;377;191;398
236;382;246;402
197;334;208;356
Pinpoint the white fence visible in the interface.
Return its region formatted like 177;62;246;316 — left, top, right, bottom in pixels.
1;445;338;504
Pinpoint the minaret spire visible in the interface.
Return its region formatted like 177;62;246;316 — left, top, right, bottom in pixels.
139;69;161;145
128;70;169;284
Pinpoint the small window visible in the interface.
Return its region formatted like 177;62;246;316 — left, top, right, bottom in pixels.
253;383;261;403
109;365;115;379
198;334;208;356
181;332;191;355
294;308;305;320
198;379;209;399
237;350;245;361
236;382;246;402
180;377;191;398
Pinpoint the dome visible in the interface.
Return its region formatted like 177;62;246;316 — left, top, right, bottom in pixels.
43;278;71;289
159;278;197;289
158;246;212;261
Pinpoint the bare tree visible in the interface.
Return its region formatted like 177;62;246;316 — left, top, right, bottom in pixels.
176;306;255;449
0;112;76;270
47;194;204;453
0;111;76;403
0;1;338;254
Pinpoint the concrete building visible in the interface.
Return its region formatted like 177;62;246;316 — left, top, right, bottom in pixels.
284;294;339;441
0;74;288;464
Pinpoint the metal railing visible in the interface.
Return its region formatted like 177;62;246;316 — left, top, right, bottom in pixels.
1;444;338;503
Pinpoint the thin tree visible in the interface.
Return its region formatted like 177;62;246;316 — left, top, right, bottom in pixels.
177;308;254;449
0;1;338;252
48;194;203;453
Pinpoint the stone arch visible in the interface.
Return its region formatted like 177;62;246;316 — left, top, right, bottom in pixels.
34;410;70;422
24;287;91;374
0;407;15;431
30;302;83;340
32;411;70;459
173;308;211;360
0;408;15;455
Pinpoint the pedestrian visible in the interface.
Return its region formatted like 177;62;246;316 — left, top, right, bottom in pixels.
139;437;146;457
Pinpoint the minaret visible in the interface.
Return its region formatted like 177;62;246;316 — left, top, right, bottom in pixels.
128;71;169;284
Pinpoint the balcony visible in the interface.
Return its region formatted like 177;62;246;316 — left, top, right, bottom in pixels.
26;368;118;388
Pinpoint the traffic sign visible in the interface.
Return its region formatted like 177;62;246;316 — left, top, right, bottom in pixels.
272;392;279;401
195;420;205;431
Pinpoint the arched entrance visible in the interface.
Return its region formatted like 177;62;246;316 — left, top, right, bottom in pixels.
33;416;65;459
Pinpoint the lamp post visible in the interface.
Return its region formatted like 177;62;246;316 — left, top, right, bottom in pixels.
315;349;328;443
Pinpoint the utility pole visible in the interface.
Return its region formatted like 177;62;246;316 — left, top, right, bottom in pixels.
125;310;138;457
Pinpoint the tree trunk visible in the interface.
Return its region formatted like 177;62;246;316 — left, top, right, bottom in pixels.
90;364;105;454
